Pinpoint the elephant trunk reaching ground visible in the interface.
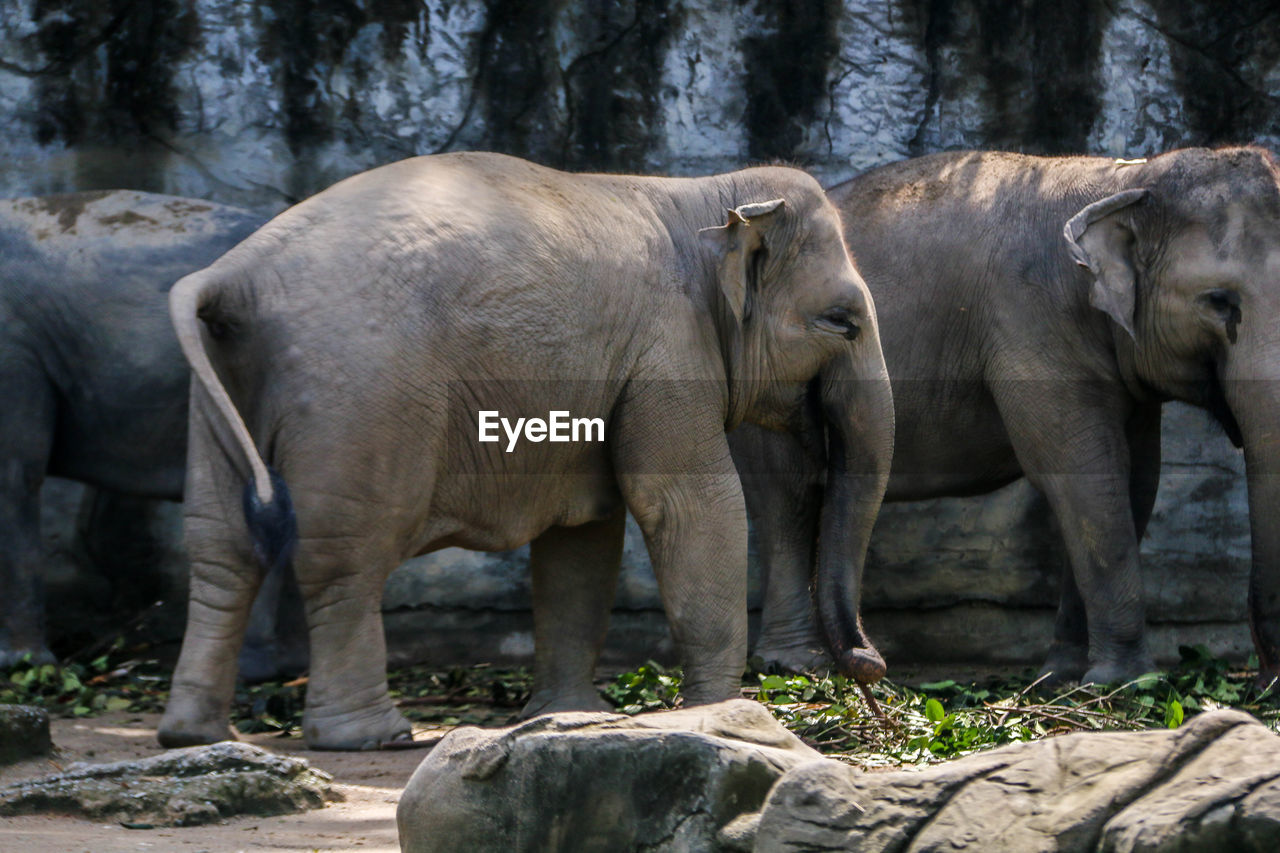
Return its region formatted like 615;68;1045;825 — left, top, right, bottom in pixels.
1226;354;1280;683
814;345;895;683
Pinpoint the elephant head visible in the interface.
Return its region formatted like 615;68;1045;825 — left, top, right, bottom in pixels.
704;187;895;682
1064;146;1280;682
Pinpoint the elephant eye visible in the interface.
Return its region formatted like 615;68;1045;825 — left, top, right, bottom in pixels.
814;307;860;341
1198;288;1242;343
1200;289;1240;313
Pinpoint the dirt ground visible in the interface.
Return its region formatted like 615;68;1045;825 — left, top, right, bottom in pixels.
0;712;445;852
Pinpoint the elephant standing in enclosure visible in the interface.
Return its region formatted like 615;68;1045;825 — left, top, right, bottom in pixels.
737;147;1280;686
0;191;266;668
158;152;895;750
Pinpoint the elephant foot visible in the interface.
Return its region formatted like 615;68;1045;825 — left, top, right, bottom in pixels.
302;702;412;751
157;699;239;749
520;687;612;720
1080;656;1159;687
0;644;57;669
1037;643;1090;687
751;640;834;676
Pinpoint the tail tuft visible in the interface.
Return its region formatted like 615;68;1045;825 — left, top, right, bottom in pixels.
242;466;298;573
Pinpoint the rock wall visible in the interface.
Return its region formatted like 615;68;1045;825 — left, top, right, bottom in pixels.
9;0;1277;667
4;1;1278;208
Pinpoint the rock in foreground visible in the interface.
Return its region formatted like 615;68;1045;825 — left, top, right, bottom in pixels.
397;699;820;852
0;704;52;765
755;709;1280;852
0;740;333;826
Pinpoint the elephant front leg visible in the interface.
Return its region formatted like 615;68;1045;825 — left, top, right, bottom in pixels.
0;460;55;668
1040;402;1161;684
1007;402;1156;683
732;426;830;674
0;370;56;668
1040;565;1090;684
522;509;626;717
236;558;315;684
617;427;749;705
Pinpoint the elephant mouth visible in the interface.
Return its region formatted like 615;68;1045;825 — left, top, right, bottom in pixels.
783;376;828;461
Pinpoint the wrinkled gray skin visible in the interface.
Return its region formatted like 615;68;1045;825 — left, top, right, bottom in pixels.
737;148;1280;686
0;191;264;668
157;152;893;750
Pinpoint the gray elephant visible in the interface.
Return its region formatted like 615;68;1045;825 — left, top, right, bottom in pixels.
0;190;266;668
157;151;894;750
736;147;1280;686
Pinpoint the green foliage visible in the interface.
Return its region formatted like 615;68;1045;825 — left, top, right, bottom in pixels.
734;644;1280;764
601;662;682;713
747;670;1041;763
593;646;1279;764
1;645;168;717
6;641;1277;766
387;664;533;728
233;680;307;735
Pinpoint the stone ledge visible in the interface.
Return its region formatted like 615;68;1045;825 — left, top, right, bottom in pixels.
0;705;51;766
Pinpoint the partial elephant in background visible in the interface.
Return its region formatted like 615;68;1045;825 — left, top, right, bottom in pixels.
737;147;1280;686
0;190;289;672
158;152;894;750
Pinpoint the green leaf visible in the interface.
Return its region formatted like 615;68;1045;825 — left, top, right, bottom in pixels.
1130;673;1162;692
760;675;788;691
1164;700;1184;729
919;680;957;691
924;698;946;723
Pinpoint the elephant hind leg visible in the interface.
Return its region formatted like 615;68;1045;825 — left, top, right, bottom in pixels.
294;532;410;750
158;515;263;747
159;404;265;748
522;509;626;718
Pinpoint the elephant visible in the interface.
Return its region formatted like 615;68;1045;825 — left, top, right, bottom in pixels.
0;190;265;668
735;146;1280;686
156;151;895;750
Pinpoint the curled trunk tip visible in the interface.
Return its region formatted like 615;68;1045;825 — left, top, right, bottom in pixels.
836;644;886;685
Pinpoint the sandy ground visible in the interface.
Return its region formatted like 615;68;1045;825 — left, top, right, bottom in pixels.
0;712;443;852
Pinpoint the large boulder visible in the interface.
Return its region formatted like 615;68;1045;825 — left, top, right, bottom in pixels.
397;699;820;852
0;705;51;765
0;741;333;827
754;709;1280;852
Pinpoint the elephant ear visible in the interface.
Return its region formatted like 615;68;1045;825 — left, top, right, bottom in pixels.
698;198;785;325
698;198;785;427
1063;188;1149;339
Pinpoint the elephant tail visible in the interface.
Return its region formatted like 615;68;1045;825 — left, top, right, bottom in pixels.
169;272;297;575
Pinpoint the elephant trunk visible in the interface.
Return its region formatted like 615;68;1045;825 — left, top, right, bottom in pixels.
1228;369;1280;683
814;345;894;684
